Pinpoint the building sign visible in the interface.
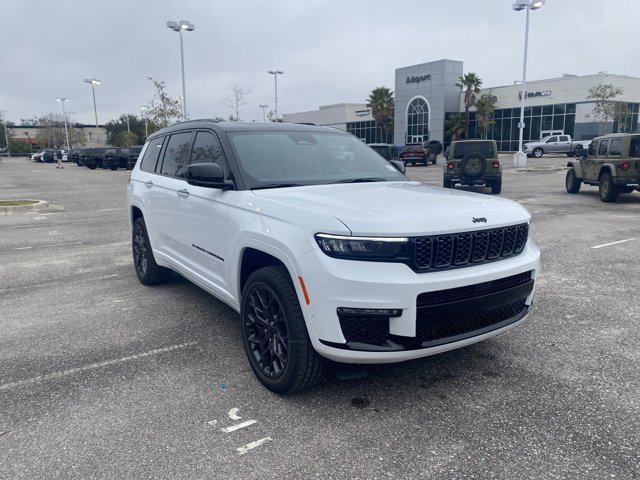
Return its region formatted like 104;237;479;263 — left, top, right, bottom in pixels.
406;74;431;84
355;109;371;116
519;90;551;100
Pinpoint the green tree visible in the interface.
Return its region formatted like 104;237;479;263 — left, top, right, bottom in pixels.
106;114;148;145
446;113;466;141
146;80;182;129
456;73;482;138
267;110;283;123
366;86;394;143
475;93;496;139
587;83;623;135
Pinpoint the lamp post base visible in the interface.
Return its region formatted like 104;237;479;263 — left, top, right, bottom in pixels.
513;151;527;168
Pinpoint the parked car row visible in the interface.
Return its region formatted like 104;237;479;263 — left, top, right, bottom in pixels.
31;147;143;170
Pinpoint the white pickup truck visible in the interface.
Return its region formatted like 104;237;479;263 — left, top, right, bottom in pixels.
524;135;591;158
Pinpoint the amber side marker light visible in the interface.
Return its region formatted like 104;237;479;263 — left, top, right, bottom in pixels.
298;276;310;305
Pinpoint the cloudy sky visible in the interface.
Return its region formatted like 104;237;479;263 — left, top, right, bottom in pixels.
1;0;639;125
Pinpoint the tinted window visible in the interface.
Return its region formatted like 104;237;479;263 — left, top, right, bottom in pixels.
452;142;495;160
370;145;391;160
160;131;193;177
589;141;598;156
560;135;570;142
609;138;623;156
140;137;164;172
390;146;399;158
547;136;558;143
630;137;640;157
598;140;608;156
189;131;225;167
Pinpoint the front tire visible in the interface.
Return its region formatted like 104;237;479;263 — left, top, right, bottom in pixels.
599;172;620;202
565;168;581;194
241;265;326;394
132;217;172;285
533;148;543;158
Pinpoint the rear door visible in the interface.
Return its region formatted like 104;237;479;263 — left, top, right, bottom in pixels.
557;135;571;153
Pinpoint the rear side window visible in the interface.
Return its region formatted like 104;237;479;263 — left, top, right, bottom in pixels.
598;141;608;156
160;131;193;177
140;137;164;173
609;139;623;156
560;135;569;142
452;142;495;160
189;131;226;167
630;137;640;157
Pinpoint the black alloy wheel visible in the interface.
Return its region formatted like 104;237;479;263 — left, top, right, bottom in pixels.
133;221;149;278
244;283;290;379
131;217;172;285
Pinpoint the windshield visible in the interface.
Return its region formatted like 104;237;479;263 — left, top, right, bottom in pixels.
452;142;495;160
228;131;407;188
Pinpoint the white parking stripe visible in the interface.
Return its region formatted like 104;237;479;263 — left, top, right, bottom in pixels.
221;420;257;433
227;408;242;420
0;341;197;391
236;437;272;455
592;237;637;249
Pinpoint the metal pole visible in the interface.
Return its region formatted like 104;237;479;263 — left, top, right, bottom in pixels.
274;74;279;123
126;115;130;133
179;30;187;121
3;122;9;157
61;101;70;150
517;5;530;165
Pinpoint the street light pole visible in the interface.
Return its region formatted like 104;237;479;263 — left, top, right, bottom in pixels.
57;98;71;150
167;20;195;122
0;110;10;156
268;70;284;122
512;0;545;167
140;106;149;140
84;78;101;145
259;104;268;123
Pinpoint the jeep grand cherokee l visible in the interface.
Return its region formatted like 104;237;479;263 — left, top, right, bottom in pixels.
128;121;540;394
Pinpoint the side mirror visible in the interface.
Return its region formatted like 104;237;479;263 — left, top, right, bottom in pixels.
389;159;406;174
185;163;234;189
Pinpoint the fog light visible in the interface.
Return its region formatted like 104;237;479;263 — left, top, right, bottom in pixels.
337;307;402;317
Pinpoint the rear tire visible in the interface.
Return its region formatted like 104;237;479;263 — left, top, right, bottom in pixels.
490;178;502;195
241;265;326;394
599;172;620;202
110;166;118;171
565;168;581;194
132;217;172;285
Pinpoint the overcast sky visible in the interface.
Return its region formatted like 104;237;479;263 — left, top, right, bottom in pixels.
1;0;639;125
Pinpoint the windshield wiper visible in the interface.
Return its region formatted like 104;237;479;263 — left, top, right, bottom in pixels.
251;183;305;190
330;177;387;184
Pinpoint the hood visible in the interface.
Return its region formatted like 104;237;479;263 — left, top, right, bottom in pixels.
251;181;530;236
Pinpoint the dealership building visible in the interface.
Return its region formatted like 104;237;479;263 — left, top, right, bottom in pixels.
282;59;640;151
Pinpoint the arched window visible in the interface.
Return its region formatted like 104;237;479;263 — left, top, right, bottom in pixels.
407;97;429;142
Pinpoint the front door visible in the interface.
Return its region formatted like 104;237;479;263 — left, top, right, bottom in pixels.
544;135;559;153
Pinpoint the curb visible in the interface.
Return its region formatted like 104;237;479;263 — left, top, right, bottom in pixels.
1;200;49;216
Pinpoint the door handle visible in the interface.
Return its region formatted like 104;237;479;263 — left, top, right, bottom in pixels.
144;180;154;188
177;188;190;197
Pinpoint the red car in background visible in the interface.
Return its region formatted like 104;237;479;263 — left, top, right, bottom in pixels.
401;141;438;166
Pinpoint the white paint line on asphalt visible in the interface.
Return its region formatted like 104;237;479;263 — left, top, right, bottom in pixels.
236;437;272;455
10;241;83;251
221;419;257;433
0;341;198;392
227;408;242;420
592;238;637;249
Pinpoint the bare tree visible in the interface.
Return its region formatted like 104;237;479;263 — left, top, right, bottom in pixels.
587;83;624;135
223;84;251;122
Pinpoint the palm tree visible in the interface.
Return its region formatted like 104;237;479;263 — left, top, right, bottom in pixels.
456;73;483;138
446;113;466;141
475;93;496;139
366;87;394;143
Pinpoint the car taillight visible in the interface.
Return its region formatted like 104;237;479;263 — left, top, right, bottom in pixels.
620;161;630;170
447;162;454;169
493;160;500;168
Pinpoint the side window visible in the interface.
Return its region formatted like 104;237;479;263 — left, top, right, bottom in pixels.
609;138;623;156
391;146;398;158
160;131;193;177
547;136;558;143
598;140;608;156
140;137;164;173
560;135;570;142
189;131;226;168
588;141;598;156
630;137;640;157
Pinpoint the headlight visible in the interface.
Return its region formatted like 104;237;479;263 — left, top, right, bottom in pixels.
315;233;409;260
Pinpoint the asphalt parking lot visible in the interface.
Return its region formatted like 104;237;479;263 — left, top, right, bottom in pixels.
1;155;639;479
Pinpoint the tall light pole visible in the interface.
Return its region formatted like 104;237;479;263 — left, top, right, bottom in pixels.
0;110;10;156
56;97;71;150
84;78;101;145
166;20;195;122
140;105;149;140
267;70;284;122
512;0;545;167
259;104;269;123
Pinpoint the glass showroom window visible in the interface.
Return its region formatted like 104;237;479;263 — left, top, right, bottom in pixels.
406;97;429;142
346;121;393;144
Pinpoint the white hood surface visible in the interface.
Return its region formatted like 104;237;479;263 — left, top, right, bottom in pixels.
251;181;530;236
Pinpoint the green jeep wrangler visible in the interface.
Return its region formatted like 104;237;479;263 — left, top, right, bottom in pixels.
565;133;640;202
443;140;502;194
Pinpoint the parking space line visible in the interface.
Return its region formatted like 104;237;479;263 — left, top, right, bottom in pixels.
236;437;272;455
592;237;637;249
221;419;257;433
227;407;242;420
10;241;83;251
0;341;198;391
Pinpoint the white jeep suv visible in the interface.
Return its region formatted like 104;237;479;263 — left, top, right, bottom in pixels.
128;121;540;394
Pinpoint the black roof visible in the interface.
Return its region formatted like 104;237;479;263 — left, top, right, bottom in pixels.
148;120;342;139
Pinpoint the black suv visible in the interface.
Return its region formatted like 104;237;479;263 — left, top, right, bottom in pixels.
79;148;107;169
41;149;57;163
67;149;82;165
126;146;143;169
103;148;130;170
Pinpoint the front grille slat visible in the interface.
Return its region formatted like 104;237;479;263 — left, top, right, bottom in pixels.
413;223;528;271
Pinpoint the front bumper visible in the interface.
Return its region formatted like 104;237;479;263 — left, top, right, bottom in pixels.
297;239;540;363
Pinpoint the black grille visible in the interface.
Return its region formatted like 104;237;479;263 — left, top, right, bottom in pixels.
412;223;528;271
415;299;527;344
339;315;389;344
417;271;532;308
